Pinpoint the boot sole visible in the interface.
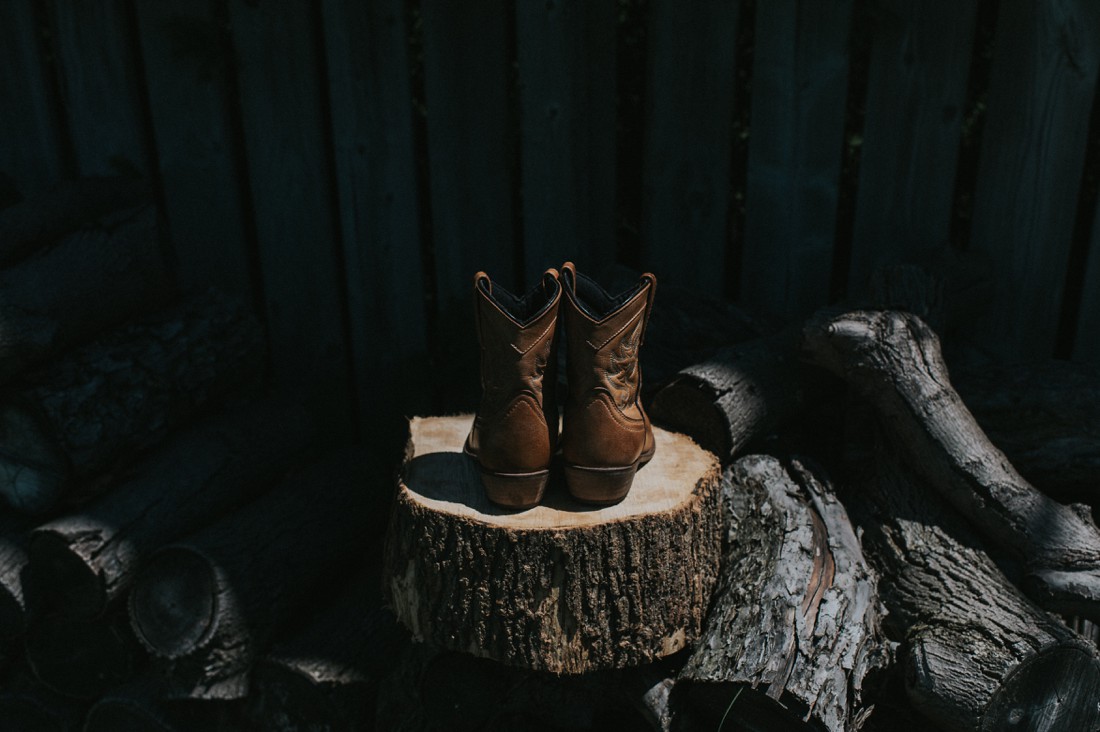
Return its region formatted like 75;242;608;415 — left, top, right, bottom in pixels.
564;448;654;506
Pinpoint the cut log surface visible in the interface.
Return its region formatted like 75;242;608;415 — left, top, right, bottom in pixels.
674;456;890;732
128;448;372;700
28;398;319;619
0;291;263;515
848;449;1100;732
802;309;1100;619
0;202;172;385
383;415;722;675
23;605;140;699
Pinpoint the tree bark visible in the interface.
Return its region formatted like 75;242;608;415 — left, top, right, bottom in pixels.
0;175;151;267
802;309;1100;619
0;203;173;385
383;415;723;674
648;331;805;460
0;515;29;640
0;290;264;515
673;455;890;732
23;603;141;700
247;570;407;732
128;448;373;700
27;398;320;618
953;359;1100;506
844;444;1100;732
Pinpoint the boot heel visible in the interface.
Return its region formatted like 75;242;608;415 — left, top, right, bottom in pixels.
564;463;638;505
481;469;549;510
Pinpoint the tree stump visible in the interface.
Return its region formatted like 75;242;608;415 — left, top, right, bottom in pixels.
383;415;722;675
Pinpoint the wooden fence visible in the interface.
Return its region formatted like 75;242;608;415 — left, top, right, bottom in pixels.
1;0;1099;434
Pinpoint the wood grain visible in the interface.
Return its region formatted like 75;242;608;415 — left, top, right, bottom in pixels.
517;0;616;288
847;0;978;296
740;0;853;319
964;0;1100;361
641;0;739;298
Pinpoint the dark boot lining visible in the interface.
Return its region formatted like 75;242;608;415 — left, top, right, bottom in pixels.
479;273;560;326
563;269;643;320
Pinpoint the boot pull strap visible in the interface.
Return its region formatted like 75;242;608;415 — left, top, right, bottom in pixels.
639;273;657;345
473;271;492;345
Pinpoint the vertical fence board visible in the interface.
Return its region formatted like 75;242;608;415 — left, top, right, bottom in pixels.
847;0;978;296
135;0;252;296
517;0;616;287
421;0;514;305
1075;208;1100;362
965;0;1100;361
0;0;65;195
642;0;738;296
321;0;429;429
50;0;150;177
740;0;853;319
228;0;349;410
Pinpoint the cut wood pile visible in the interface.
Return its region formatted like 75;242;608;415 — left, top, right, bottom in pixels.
0;179;395;731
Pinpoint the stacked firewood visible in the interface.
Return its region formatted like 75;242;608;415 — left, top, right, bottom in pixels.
0;180;396;731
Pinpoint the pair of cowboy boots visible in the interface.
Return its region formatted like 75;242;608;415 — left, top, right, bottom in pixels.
464;262;656;509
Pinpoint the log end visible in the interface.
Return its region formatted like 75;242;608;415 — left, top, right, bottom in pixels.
0;694;67;732
980;643;1100;732
384;415;723;674
130;547;218;658
24;614;137;700
84;699;167;732
26;531;106;618
650;377;731;458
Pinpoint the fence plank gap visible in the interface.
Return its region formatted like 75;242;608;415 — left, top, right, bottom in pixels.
642;0;738;297
0;0;67;196
847;0;978;299
49;0;152;178
964;0;1100;361
740;0;854;319
320;0;431;435
134;0;253;297
517;0;616;287
228;0;351;420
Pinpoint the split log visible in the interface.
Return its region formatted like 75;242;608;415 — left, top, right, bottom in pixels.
85;679;241;732
24;604;141;699
383;415;723;674
649;332;805;460
128;448;372;699
673;455;890;732
247;571;407;732
953;359;1100;506
0;202;172;385
27;398;320;618
0;290;264;515
0;515;29;640
0;175;151;266
845;443;1100;732
802;309;1100;619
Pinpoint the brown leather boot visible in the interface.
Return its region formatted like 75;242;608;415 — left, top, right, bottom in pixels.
560;262;655;504
464;269;561;509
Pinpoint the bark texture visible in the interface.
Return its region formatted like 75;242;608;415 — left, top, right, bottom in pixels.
649;332;804;460
954;359;1100;506
128;448;372;699
248;571;407;732
384;415;723;674
27;398;320;618
0;516;29;640
0;290;264;514
0;175;151;266
802;309;1100;619
847;448;1100;732
674;455;890;732
0;203;172;385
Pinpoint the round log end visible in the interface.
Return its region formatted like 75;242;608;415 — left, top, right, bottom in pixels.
27;531;105;618
383;415;723;674
650;378;731;458
0;694;67;732
24;614;136;699
0;581;24;641
130;547;218;658
84;699;169;732
0;404;67;515
980;643;1100;732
